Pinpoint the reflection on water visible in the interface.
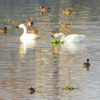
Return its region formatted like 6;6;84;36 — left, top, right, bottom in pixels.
0;0;100;99
61;42;85;54
19;39;36;58
83;65;90;71
52;44;59;53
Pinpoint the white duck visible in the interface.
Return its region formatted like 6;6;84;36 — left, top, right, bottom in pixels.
16;24;38;40
51;33;86;42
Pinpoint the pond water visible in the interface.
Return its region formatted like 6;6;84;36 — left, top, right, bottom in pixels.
0;0;100;100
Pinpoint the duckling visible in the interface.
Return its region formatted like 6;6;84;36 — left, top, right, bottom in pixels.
28;86;35;94
0;27;7;34
28;28;38;34
63;9;72;15
83;59;90;67
40;5;51;12
60;23;71;29
27;18;33;29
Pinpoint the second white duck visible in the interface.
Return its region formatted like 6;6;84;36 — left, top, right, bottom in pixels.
51;33;86;42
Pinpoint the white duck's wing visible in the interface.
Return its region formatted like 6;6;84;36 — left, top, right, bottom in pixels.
64;34;86;42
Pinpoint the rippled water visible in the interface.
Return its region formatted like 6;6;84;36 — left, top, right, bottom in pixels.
0;0;100;100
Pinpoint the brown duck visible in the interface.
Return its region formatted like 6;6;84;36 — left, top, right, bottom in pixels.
40;5;51;12
63;9;72;15
0;27;7;34
28;28;38;34
60;23;71;29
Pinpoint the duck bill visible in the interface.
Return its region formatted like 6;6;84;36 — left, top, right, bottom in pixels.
16;26;19;28
51;35;54;38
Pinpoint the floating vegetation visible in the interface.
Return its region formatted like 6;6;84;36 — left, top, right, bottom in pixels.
11;19;16;24
36;48;41;51
72;11;76;14
30;17;33;19
51;40;60;43
4;19;16;24
50;40;63;44
62;86;78;91
8;26;12;29
52;15;56;17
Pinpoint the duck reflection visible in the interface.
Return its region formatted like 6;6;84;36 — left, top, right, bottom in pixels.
61;42;85;54
52;44;59;53
19;39;36;58
83;65;90;71
51;44;60;98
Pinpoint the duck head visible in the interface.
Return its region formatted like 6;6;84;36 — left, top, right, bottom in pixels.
16;24;25;28
51;33;63;38
87;59;89;63
51;33;59;38
40;5;44;9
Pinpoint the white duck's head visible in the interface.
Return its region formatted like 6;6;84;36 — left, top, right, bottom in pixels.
16;24;25;29
51;33;63;38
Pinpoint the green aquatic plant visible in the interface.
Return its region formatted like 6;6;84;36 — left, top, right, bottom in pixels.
36;48;41;51
50;40;63;44
62;86;78;91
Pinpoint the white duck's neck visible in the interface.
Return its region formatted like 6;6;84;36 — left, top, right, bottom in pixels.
22;25;27;35
59;33;65;42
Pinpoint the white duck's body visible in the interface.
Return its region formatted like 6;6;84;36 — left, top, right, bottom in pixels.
20;33;37;40
52;33;86;42
17;24;37;40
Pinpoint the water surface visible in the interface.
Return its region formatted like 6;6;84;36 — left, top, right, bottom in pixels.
0;0;100;100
